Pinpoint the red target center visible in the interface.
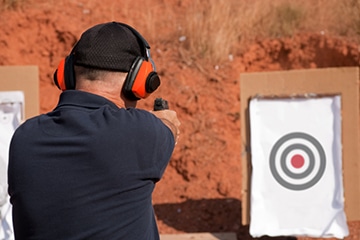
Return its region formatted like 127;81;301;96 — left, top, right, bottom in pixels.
291;154;304;168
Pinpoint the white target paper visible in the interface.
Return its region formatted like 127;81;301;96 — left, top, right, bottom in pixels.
249;96;348;238
0;91;24;240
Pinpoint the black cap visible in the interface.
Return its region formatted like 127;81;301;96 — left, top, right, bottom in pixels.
72;21;145;72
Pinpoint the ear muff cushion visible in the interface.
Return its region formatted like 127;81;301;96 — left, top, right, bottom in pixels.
64;55;76;90
123;57;143;100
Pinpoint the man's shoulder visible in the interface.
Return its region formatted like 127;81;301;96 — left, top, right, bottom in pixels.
124;108;157;120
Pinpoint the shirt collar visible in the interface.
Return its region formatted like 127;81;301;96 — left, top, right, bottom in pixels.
55;90;119;110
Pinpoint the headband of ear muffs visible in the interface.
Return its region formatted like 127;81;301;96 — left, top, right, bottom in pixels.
53;22;160;101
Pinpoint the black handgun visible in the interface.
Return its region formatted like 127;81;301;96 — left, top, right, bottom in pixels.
153;98;169;111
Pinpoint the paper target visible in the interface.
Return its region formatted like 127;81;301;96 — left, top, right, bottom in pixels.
269;132;326;190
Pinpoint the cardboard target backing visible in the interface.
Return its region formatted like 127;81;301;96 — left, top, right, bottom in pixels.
240;67;360;225
0;66;39;119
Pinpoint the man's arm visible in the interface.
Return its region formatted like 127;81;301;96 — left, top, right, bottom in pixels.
151;110;180;144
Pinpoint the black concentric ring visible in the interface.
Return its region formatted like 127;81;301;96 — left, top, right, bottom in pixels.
269;132;326;190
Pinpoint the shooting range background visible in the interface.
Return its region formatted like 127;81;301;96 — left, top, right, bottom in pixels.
0;1;359;239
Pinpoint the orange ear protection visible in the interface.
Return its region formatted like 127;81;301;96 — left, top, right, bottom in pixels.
53;54;76;91
121;24;160;101
53;23;160;101
122;55;160;101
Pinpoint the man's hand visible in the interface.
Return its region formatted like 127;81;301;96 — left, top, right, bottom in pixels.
151;109;180;144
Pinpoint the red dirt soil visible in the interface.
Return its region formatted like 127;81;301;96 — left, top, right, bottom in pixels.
0;1;359;239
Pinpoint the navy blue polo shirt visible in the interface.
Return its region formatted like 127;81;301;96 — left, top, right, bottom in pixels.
8;90;175;240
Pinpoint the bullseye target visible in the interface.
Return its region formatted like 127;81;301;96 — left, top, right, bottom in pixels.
269;132;326;190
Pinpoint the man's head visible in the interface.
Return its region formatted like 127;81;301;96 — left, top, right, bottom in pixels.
54;21;160;101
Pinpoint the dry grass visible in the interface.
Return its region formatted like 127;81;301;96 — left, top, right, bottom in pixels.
326;0;360;37
176;0;242;64
170;0;360;65
2;0;360;65
1;0;25;9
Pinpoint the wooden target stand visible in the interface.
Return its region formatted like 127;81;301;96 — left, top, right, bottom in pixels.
240;67;360;225
0;66;39;119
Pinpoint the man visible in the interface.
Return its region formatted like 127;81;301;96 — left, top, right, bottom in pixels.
8;21;180;240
